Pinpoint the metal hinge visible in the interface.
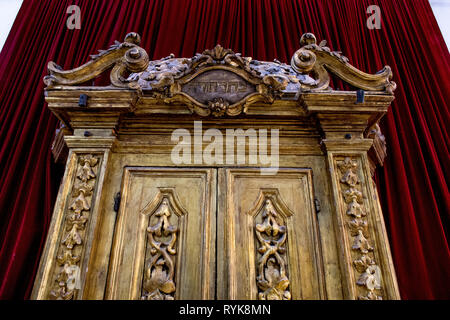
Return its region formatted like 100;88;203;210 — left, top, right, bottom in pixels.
314;198;321;214
113;192;121;212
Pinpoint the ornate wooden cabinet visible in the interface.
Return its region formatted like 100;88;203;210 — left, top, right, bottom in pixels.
31;32;400;300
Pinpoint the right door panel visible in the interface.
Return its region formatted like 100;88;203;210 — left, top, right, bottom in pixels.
217;168;326;299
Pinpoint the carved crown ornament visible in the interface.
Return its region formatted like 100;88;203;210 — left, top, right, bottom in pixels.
43;32;395;117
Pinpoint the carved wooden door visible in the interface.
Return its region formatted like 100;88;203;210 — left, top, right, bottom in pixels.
106;167;325;300
217;168;325;299
106;168;216;299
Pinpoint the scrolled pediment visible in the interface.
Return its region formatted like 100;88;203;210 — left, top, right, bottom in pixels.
43;32;396;117
132;44;304;116
290;33;396;94
44;32;150;89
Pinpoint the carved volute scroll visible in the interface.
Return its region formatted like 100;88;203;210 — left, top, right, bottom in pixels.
44;32;149;89
291;33;396;93
337;157;383;300
43;32;395;118
35;31;400;301
49;154;100;300
248;189;294;300
140;188;187;300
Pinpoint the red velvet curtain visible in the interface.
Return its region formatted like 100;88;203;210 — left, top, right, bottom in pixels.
0;0;448;299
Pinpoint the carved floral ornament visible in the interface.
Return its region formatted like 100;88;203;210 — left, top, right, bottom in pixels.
248;189;294;300
49;154;100;300
43;32;396;117
140;188;187;300
337;157;383;300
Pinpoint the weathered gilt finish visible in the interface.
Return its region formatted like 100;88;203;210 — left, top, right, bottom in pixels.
252;191;293;300
140;189;186;300
32;32;400;300
49;154;100;299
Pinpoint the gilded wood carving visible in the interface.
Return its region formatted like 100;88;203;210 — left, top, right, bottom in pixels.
32;31;401;301
43;32;395;118
49;154;100;300
140;188;187;300
144;45;290;117
291;33;396;93
44;32;149;89
248;189;294;300
255;199;290;300
337;157;383;300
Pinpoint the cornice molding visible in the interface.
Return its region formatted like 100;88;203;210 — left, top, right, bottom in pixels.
43;32;395;118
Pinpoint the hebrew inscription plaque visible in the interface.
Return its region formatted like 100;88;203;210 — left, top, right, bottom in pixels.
181;70;256;105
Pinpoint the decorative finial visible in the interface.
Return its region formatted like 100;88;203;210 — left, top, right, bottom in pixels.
124;32;141;45
299;33;316;46
291;33;317;73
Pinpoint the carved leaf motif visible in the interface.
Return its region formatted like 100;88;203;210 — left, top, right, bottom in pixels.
56;250;80;266
340;169;359;187
69;191;90;215
50;260;76;300
146;259;176;293
255;199;291;300
257;258;291;300
142;197;179;300
319;40;327;47
359;291;382;300
62;224;83;249
76;181;95;196
63;264;81;291
354;255;375;273
345;197;366;218
352;230;374;253
338;157;358;174
49;154;99;300
337;156;383;300
348;218;368;237
343;188;362;203
49;263;81;300
77;155;98;182
90;40;122;60
62;214;87;248
256;200;285;237
204;44;231;60
49;284;74;300
357;265;381;291
338;158;360;188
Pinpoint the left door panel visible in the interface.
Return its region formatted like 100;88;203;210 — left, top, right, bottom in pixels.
106;168;216;299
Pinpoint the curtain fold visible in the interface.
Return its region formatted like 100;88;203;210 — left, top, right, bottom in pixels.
0;0;448;299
